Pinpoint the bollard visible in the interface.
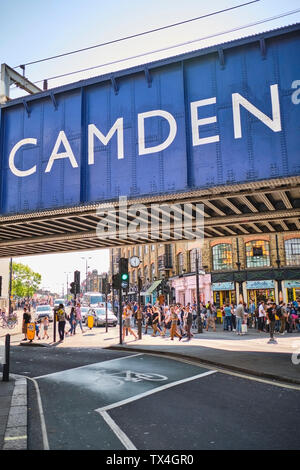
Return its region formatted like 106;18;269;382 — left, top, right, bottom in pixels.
2;334;10;382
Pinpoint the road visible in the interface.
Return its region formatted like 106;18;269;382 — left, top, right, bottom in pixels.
8;344;300;451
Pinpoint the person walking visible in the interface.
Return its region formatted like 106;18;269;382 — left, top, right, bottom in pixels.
170;307;182;341
223;303;232;331
75;303;84;334
235;301;245;335
258;301;266;332
122;305;138;342
231;303;237;331
279;302;288;334
266;302;277;343
151;307;161;336
144;307;153;334
67;306;76;336
22;307;31;341
184;306;193;341
57;303;67;342
42;315;49;340
205;302;216;332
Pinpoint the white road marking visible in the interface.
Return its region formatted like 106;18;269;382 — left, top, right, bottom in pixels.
4;435;27;441
144;353;300;391
96;369;217;450
33;353;143;379
27;377;50;451
96;369;216;412
100;410;137;451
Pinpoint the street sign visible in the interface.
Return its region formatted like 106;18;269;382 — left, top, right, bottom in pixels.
0;25;299;216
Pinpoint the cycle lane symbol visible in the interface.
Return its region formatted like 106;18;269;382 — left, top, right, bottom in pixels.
35;354;215;450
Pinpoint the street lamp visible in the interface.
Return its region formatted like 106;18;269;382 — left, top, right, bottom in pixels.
81;257;92;292
195;249;203;333
64;272;72;301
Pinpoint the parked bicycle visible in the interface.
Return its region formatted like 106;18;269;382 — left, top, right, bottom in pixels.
0;311;18;329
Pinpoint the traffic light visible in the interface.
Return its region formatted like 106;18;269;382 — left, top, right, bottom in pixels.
70;282;76;295
112;274;120;290
119;258;129;290
74;270;80;293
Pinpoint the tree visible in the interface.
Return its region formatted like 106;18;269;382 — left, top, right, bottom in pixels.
12;262;42;298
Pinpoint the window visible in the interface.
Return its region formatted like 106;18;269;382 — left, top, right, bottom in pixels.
245;240;270;268
189;248;200;272
144;265;149;280
144;245;148;254
212;244;233;271
285;238;300;266
151;263;155;280
177;252;184;274
151;244;155;251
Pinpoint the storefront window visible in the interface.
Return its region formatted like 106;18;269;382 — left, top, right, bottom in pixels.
245;240;270;268
212;244;233;270
285;238;300;266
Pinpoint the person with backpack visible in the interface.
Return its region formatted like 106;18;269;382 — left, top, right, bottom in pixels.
57;303;67;342
184;306;194;340
266;302;277;343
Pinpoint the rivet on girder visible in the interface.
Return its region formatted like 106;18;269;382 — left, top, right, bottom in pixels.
260;38;267;60
218;48;225;69
50;91;58;110
144;66;152;87
22;99;31;117
111;75;119;95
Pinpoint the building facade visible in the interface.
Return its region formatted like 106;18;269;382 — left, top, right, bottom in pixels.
110;242;211;305
109;229;300;307
206;231;300;307
82;269;107;293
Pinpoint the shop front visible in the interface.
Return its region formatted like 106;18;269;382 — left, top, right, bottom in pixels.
246;280;276;306
171;274;212;306
212;281;236;308
284;280;300;302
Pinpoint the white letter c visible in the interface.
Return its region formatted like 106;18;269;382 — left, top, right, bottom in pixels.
9;138;37;177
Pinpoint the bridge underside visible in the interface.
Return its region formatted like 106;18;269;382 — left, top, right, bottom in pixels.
0;177;299;258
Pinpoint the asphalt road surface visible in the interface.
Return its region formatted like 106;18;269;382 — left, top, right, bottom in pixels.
8;345;300;451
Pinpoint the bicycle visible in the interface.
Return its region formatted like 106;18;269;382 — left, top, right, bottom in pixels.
0;311;18;329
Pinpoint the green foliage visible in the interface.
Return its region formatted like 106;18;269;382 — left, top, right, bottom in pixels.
12;262;42;298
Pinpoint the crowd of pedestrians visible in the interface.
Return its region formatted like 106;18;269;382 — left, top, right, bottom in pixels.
21;301;86;343
120;297;300;343
19;295;300;344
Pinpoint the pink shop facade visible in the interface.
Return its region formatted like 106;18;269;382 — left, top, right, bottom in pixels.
170;274;212;305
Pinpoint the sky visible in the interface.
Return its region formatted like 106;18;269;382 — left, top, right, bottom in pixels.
1;0;300;294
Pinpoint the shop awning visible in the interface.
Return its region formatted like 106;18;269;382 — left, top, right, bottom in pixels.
145;280;162;295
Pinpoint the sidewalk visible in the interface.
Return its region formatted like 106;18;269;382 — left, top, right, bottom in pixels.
1;322;300;449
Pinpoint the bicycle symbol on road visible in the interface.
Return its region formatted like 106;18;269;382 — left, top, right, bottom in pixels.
94;369;168;387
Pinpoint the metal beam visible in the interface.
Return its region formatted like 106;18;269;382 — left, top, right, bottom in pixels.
257;193;276;211
238;195;259;213
0;63;42;103
279;191;293;209
222;198;242;214
202;200;226;216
